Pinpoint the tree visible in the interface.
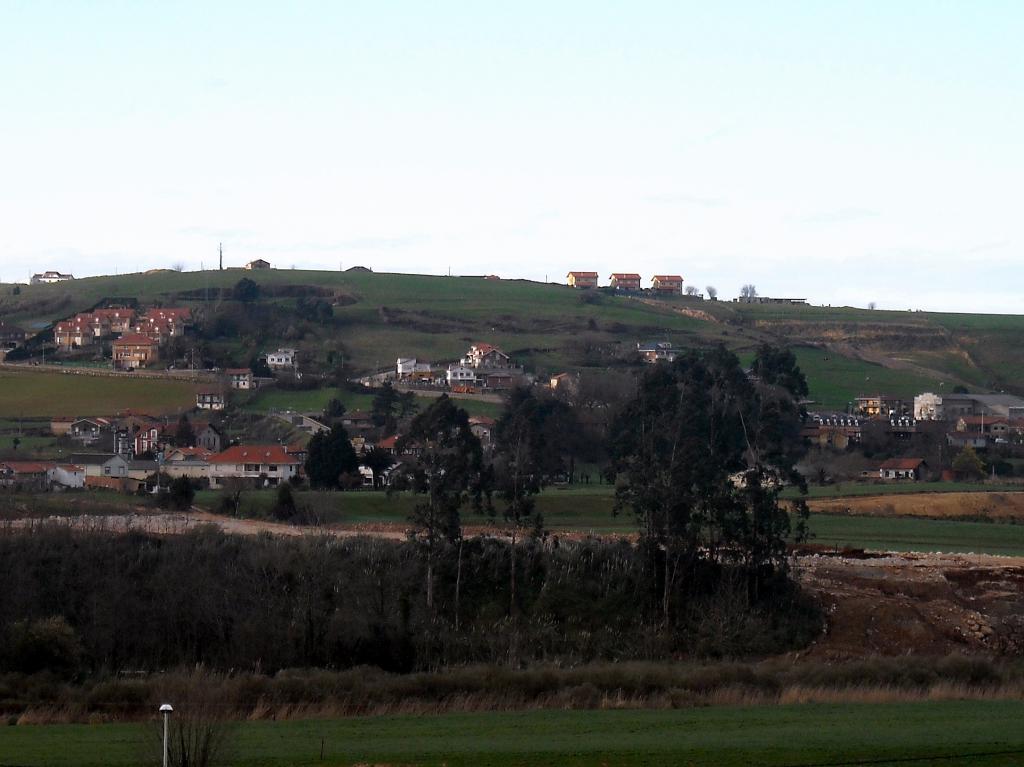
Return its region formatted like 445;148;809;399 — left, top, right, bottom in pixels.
685;285;700;296
706;285;718;300
398;395;490;612
175;415;195;447
371;382;399;427
322;397;347;421
272;481;298;521
249;355;273;378
492;388;584;620
304;427;359;489
362;447;395;490
952;384;969;394
609;347;805;621
740;284;758;299
234;278;260;303
868;301;877;310
750;344;809;399
11;436;20;452
952;445;985;480
166;476;195;510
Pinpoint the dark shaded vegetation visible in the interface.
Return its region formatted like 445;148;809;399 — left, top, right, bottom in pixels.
0;527;821;680
0;654;1019;721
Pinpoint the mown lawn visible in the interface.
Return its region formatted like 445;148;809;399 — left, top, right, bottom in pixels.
4;701;1024;767
0;370;198;417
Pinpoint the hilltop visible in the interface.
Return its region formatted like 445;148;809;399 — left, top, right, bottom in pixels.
2;268;1022;408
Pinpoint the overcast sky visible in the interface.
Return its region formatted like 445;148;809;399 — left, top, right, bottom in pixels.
1;2;1021;312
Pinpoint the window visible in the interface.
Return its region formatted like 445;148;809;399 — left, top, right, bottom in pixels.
244;463;259;472
269;465;278;472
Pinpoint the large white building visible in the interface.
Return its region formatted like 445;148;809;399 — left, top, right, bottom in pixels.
266;348;297;369
31;270;74;284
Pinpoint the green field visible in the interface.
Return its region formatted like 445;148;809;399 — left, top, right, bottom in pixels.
4;701;1024;766
803;513;1024;557
0;370;198;417
193;485;1024;555
240;386;504;418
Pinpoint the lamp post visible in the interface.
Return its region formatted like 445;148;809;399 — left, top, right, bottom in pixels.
159;703;173;767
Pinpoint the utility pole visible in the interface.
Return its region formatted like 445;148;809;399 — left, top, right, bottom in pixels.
219;243;223;271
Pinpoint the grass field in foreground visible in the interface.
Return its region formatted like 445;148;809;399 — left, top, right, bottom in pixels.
780;481;1023;499
4;701;1024;767
0;370;198;417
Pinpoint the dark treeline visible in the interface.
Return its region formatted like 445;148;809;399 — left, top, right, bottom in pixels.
0;527;819;678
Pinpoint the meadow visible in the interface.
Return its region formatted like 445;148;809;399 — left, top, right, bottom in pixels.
3;701;1024;766
239;385;504;418
0;370;198;417
189;484;1024;556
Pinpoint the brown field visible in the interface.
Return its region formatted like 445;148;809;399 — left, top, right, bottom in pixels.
807;491;1024;520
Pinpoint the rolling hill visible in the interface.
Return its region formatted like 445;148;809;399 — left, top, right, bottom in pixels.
2;268;1022;409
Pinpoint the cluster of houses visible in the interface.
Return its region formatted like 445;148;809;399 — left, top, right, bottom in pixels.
801;390;1024;481
395;343;531;392
566;272;685;293
53;305;192;369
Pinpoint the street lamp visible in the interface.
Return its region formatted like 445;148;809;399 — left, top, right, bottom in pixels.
159;703;173;767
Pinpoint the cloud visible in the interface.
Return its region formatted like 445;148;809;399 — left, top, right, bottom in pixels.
798;208;880;224
644;193;728;208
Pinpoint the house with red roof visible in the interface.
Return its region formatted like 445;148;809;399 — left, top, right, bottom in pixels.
878;457;926;480
566;271;599;289
651;275;684;294
112;334;160;369
208;445;302;488
609;273;642;291
462;343;511;369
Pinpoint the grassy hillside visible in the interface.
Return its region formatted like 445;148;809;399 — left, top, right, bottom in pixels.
3;268;1023;400
0;369;199;417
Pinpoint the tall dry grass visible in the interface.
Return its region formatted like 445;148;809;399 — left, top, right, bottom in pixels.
3;655;1024;724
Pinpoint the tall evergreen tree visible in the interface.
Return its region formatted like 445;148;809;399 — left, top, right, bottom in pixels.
304;426;359;489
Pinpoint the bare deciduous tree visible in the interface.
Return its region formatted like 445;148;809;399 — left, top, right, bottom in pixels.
171;262;186;272
868;301;877;310
706;285;718;300
684;285;699;296
740;284;758;299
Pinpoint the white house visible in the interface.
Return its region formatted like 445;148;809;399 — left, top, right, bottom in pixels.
914;393;944;421
49;464;85;489
196;391;226;411
397;358;434;378
225;368;255;390
31;270;74;284
68;453;130;478
208;445;301;488
266;348;297;369
446;364;477;385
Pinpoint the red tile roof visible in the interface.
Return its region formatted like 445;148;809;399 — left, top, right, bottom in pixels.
209;445;301;465
567;271;599;277
652;275;683;281
113;333;159;346
1;461;54;474
610;273;641;279
879;458;925;470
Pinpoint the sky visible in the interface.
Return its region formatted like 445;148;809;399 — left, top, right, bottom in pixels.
0;1;1021;312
